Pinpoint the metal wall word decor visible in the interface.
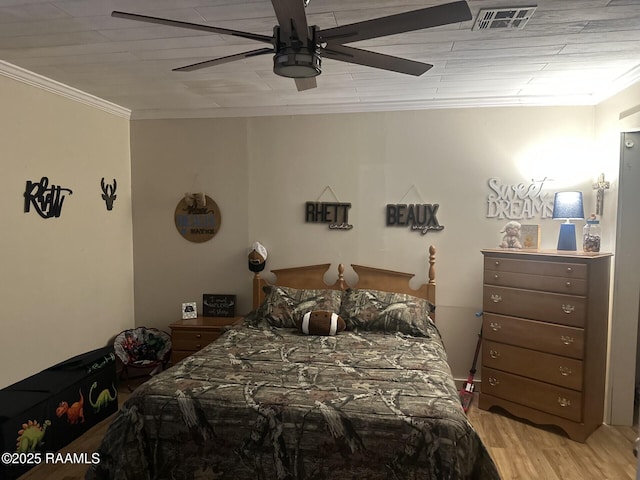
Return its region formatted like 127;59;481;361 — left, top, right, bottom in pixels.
486;177;554;220
100;178;117;211
174;194;221;242
24;176;73;219
305;201;353;230
386;204;444;234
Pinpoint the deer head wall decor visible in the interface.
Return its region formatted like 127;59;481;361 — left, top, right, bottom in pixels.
101;178;117;211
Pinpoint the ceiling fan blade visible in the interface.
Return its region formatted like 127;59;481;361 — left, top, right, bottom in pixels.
173;48;274;72
295;77;317;91
319;0;472;44
111;11;273;44
323;44;432;76
271;0;310;42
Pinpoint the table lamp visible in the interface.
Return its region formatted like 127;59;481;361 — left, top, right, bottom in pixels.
552;191;584;250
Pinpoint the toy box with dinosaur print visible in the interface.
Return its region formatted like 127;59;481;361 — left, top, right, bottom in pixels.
0;346;117;479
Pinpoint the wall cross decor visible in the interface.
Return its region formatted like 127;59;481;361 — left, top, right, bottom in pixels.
592;173;610;216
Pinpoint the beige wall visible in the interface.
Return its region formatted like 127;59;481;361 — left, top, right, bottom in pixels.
247;108;599;380
131;106;599;384
130;119;249;329
0;75;133;389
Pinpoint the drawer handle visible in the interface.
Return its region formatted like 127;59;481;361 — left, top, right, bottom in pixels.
566;267;572;273
495;261;500;266
557;397;571;407
565;281;572;288
494;274;499;280
488;377;499;386
196;334;202;339
491;294;502;303
489;322;501;331
559;366;572;376
560;335;574;345
196;344;202;349
489;349;501;359
561;304;575;314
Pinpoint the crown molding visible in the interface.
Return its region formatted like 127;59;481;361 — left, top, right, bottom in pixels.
0;60;130;119
130;94;596;120
594;64;640;105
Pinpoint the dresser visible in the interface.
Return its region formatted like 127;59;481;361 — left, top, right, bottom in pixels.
479;249;612;442
169;316;242;364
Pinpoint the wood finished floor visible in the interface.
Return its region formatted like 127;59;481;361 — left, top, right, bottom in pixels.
17;385;639;480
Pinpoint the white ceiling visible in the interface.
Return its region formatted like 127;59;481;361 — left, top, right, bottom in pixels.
2;0;640;119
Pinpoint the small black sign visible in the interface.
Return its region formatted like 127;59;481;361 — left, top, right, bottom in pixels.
203;294;236;317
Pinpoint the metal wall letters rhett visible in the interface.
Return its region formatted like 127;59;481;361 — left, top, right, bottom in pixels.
304;202;353;230
24;177;73;219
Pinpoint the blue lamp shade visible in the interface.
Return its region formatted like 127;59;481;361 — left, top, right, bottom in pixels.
552;191;584;251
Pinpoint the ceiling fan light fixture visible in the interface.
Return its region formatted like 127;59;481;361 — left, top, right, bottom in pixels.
273;48;321;78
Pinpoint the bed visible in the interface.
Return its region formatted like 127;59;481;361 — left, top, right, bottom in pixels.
87;246;500;480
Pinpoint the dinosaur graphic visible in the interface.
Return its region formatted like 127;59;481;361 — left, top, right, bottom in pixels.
16;419;51;453
56;389;85;424
89;381;117;413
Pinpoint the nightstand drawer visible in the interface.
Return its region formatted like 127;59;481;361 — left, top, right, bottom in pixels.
483;314;584;359
483;286;586;327
482;368;582;422
171;330;222;351
484;257;587;279
483;340;583;390
483;270;587;295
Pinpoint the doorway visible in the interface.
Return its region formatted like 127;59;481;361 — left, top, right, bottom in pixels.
609;131;640;425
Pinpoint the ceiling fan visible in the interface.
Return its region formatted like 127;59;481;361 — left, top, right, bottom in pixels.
112;0;472;91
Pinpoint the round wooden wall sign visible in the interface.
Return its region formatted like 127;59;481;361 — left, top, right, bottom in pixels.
174;195;221;243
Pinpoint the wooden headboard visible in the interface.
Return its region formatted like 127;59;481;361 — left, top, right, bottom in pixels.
252;245;436;317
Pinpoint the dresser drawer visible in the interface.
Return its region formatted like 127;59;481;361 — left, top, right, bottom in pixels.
483;340;583;390
484;257;587;279
483;269;587;295
172;330;222;351
482;367;582;422
483;314;584;359
483;286;586;327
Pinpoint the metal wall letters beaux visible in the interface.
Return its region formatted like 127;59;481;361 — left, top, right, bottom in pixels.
386;185;444;235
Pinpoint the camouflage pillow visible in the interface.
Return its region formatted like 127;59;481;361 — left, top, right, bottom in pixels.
339;289;435;337
255;286;343;329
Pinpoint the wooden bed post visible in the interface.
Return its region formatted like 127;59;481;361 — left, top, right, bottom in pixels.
252;272;264;310
428;245;436;286
337;263;346;291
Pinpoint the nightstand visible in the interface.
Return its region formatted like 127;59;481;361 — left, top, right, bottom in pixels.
169;316;242;364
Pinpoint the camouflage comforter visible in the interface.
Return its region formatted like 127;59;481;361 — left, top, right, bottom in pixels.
87;322;500;480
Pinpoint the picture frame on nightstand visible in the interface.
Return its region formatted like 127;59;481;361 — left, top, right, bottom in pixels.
203;294;236;317
181;302;198;319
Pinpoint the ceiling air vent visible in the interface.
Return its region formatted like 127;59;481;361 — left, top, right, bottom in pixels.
472;6;537;31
